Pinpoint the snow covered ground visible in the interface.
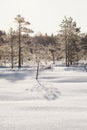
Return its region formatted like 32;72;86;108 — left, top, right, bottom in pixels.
0;64;87;130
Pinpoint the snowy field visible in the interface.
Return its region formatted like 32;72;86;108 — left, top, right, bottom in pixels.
0;64;87;130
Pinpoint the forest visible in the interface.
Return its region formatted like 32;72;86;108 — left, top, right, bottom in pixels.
0;15;87;68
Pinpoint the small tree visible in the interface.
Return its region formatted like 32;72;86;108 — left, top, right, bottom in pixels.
31;38;47;79
35;44;45;80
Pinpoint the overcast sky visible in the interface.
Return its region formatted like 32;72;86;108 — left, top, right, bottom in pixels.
0;0;87;35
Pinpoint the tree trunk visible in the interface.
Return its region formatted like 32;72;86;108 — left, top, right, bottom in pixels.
36;61;40;80
18;23;21;68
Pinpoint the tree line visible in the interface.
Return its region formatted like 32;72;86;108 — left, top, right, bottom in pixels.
0;15;87;68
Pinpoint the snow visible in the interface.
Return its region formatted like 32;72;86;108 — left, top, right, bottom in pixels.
0;64;87;130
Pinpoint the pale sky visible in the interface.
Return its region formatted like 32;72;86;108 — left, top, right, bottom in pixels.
0;0;87;35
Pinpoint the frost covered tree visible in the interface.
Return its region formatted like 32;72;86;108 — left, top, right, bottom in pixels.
59;17;80;66
15;14;33;68
31;39;47;79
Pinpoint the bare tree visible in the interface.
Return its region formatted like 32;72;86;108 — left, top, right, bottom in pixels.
10;28;14;68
